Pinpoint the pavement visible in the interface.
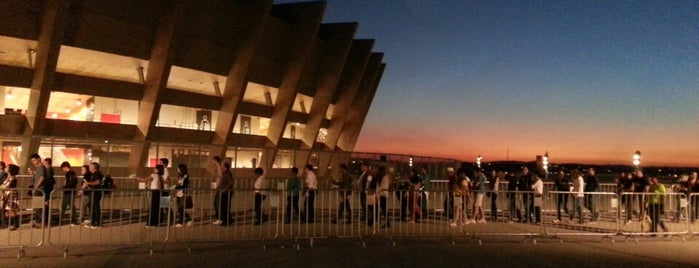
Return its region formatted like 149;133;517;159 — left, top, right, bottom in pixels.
1;230;698;268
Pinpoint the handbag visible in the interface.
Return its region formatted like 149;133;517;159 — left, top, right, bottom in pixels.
185;195;194;209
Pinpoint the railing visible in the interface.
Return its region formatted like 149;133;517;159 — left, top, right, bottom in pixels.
0;185;695;259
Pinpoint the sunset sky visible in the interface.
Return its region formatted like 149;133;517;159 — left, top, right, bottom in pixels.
280;1;699;167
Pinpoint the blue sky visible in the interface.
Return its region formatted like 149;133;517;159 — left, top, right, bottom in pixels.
278;0;699;166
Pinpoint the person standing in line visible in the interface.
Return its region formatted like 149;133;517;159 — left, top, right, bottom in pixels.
584;168;600;223
0;162;7;227
42;158;57;225
419;166;431;219
569;169;585;224
633;169;651;222
531;173;544;225
85;162;104;228
78;165;92;224
365;166;377;226
284;167;300;224
507;173;519;223
445;167;457;223
553;170;570;223
518;166;533;223
59;162;79;226
671;174;689;223
212;156;223;222
28;153;46;227
1;164;20;230
648;176;668;235
174;164;192;227
489;170;500;222
688;172;699;224
136;164;164;228
450;168;469;227
372;166;391;228
358;163;371;221
214;162;234;226
619;172;636;224
472;167;487;223
302;164;318;223
408;168;423;223
332;164;352;224
253;167;267;225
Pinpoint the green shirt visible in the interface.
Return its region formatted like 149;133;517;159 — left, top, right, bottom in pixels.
649;184;665;205
287;176;300;196
421;174;431;191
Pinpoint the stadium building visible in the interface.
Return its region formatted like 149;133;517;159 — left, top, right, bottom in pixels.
0;0;386;177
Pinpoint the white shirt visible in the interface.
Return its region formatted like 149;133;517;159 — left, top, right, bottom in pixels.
532;179;543;195
573;176;585;197
254;175;267;195
306;170;317;190
163;167;170;188
148;173;162;190
379;175;391;197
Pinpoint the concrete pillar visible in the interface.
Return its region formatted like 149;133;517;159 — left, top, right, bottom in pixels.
259;2;325;168
346;63;386;150
19;0;70;168
210;0;273;160
127;0;186;174
322;40;374;151
337;54;384;151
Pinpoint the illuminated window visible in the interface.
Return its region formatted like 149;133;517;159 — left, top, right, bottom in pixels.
158;104;218;131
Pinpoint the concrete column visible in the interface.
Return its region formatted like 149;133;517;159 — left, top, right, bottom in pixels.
322;40;374;151
299;23;357;150
210;0;273;160
346;63;386;150
336;54;384;152
19;0;70;168
259;2;325;168
127;0;186;174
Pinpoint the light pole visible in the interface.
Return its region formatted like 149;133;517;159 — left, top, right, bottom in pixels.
476;154;482;169
633;150;641;168
543;151;549;180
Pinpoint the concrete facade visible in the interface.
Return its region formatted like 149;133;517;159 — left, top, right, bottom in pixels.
0;0;385;177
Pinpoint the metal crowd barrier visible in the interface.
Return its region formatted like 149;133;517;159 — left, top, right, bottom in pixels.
617;192;688;239
543;192;618;240
0;188;46;258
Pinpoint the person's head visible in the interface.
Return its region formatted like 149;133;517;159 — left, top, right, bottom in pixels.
30;153;41;166
635;169;644;178
213;156;222;165
522;166;529;175
154;164;164;176
339;164;348;173
254;167;264;175
474;167;483;174
304;164;314;174
223;162;231;170
8;164;19;176
90;162;100;173
81;165;90;175
159;158;169;167
446;167;455;177
557;170;565;177
420;165;428;175
626;172;633;179
43;157;52;167
650;176;659;185
587;167;595;176
407;168;416;177
491;170;497;177
361;162;368;172
0;161;6;170
691;172;698;180
60;161;71;172
570;169;580;178
291;166;299;176
178;164;188;176
375;166;387;179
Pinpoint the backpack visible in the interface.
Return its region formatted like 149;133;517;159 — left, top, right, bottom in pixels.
101;175;116;195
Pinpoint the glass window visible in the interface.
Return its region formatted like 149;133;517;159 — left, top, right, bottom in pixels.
158;104;218;130
273;150;296;169
282;122;305;140
233;114;269;136
45;92;138;124
2;86;30;115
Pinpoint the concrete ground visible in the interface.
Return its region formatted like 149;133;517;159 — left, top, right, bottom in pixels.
1;234;698;268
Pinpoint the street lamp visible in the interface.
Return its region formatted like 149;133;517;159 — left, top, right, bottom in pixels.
476;155;482;169
633;150;641;167
543;152;549;180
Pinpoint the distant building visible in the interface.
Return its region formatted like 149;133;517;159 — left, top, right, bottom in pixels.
0;0;385;176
